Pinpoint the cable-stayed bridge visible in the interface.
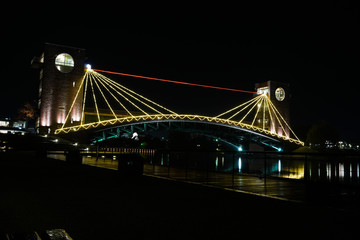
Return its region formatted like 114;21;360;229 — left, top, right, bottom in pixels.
54;67;304;150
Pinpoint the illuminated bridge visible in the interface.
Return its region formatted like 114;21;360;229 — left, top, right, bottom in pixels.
53;67;304;150
32;44;303;150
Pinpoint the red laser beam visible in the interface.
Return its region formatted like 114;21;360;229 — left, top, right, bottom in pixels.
92;69;257;94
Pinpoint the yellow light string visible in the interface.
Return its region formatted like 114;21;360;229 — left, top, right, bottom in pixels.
215;95;262;118
251;95;265;127
89;72;101;122
54;113;304;146
267;98;289;139
60;72;86;129
227;95;263;120
264;95;276;133
55;71;304;146
262;95;266;129
267;97;301;141
94;72;161;114
94;74;141;116
99;74;163;115
91;72;118;120
80;72;89;125
91;72;133;116
92;72;149;115
94;71;177;115
239;96;263;124
95;73;165;115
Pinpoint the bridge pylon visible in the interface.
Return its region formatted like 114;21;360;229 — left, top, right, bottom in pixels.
32;43;86;135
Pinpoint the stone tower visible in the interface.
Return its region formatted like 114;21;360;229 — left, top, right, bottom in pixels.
32;43;86;134
254;81;290;138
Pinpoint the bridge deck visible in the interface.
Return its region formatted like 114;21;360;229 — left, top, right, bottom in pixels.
55;114;304;146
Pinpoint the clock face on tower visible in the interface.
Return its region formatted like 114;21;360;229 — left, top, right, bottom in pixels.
55;53;74;73
275;87;285;101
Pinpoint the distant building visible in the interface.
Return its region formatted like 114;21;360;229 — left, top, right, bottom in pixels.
324;140;360;151
0;118;10;127
12;120;27;129
31;43;86;134
0;118;28;135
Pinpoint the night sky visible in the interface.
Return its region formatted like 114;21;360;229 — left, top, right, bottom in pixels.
1;2;359;141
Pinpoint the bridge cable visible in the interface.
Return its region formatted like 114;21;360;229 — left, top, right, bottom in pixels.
264;95;276;133
251;96;264;127
80;72;89;125
92;73;118;119
267;96;300;140
57;70;303;146
94;72;158;115
94;71;177;115
92;72;134;117
217;95;262;120
60;72;87;129
92;68;257;94
89;73;101;122
95;73;149;115
239;96;263;124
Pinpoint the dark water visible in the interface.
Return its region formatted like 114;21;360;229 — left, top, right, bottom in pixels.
144;151;360;184
48;150;360;185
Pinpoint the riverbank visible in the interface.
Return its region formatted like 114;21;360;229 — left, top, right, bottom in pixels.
0;151;359;239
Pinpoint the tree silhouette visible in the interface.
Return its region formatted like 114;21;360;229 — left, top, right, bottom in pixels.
17;103;35;120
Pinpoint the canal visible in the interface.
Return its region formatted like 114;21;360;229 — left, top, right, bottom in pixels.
48;150;360;185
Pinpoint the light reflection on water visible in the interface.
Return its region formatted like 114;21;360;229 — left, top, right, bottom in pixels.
150;152;360;183
47;151;360;184
150;152;306;179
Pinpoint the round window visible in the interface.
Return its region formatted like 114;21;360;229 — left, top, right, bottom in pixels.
275;87;285;101
55;53;74;73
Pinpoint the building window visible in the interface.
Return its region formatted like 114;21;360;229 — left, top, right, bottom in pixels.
257;87;269;95
55;53;74;73
0;121;10;127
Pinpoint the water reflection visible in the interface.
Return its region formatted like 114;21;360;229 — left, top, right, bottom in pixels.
150;152;360;182
46;151;360;185
307;159;360;184
150;152;306;179
275;159;304;179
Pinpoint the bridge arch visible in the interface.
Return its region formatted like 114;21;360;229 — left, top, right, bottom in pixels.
70;114;301;151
